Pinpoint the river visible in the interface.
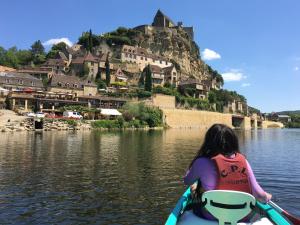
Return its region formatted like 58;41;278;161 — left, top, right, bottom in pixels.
0;129;299;224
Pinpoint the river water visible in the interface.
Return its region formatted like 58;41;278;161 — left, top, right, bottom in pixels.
0;129;299;224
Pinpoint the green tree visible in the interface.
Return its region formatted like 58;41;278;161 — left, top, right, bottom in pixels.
46;42;68;59
208;91;217;103
0;46;7;65
96;79;106;89
138;70;145;87
4;47;18;68
16;50;33;66
78;30;100;51
31;40;45;55
144;65;152;92
80;64;89;77
31;40;46;65
105;54;110;86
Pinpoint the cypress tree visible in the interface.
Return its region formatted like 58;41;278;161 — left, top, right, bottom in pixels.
144;65;152;92
88;29;93;52
138;69;145;87
105;54;110;86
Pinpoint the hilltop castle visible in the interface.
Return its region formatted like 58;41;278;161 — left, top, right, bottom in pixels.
135;9;194;41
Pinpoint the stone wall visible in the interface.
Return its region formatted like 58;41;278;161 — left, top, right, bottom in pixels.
152;94;176;109
262;120;284;128
162;108;233;128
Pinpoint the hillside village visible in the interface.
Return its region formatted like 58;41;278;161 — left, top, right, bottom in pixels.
0;10;253;118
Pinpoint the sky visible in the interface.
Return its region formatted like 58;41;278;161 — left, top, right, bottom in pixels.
1;0;300;112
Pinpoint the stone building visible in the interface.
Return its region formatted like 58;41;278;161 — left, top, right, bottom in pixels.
0;71;43;92
149;65;165;86
152;9;175;28
71;52;99;79
178;79;207;99
48;74;97;97
162;65;178;86
120;45;172;71
151;9;194;40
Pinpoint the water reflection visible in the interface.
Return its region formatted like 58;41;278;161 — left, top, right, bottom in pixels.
0;129;299;224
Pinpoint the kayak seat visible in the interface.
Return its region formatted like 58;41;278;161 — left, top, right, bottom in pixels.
202;190;256;225
177;210;273;225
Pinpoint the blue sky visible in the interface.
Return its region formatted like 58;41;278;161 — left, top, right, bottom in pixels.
1;0;299;112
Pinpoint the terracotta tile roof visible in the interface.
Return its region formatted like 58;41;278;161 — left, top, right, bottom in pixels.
84;52;99;62
162;65;175;74
44;59;66;67
149;65;163;74
72;52;100;64
0;65;16;72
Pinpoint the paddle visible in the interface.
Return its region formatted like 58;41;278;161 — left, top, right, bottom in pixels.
269;201;300;225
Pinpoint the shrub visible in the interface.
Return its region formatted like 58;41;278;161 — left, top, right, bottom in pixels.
91;120;121;129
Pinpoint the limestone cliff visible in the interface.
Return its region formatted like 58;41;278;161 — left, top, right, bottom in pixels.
133;26;209;80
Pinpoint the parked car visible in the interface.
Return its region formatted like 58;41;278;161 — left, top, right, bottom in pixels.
35;112;46;118
63;111;83;120
25;112;36;117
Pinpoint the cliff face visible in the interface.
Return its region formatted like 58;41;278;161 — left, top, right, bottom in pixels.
92;26;211;80
132;26;210;80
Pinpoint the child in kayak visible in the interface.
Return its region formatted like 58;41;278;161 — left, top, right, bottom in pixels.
184;124;272;220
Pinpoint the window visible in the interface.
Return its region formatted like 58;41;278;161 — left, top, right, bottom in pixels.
141;57;143;60
74;84;78;88
58;82;62;87
31;81;35;86
65;83;70;87
19;80;23;84
153;59;155;62
129;49;131;53
124;48;127;52
125;53;128;57
5;79;9;83
166;61;168;65
160;60;162;64
134;55;136;59
145;58;147;61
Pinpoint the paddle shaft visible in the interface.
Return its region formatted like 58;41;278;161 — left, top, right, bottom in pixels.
269;201;300;225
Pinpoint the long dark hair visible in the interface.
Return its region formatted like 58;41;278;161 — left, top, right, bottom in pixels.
189;124;240;168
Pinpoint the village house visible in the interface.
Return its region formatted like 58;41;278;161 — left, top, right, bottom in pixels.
17;66;53;80
162;65;178;86
0;71;43;111
71;52;99;79
149;65;165;86
107;68;129;93
120;45;172;71
47;74;97;97
0;71;43;92
178;79;208;99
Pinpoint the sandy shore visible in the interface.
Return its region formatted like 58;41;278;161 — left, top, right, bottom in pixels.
0;109;26;126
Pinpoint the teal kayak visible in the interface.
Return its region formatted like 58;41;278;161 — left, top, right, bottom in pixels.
165;188;292;225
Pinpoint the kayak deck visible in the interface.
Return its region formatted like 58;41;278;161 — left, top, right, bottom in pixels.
165;188;292;225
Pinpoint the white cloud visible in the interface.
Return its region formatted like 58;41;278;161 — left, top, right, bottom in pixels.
43;38;73;47
294;66;299;71
201;48;221;61
241;83;251;87
221;69;247;82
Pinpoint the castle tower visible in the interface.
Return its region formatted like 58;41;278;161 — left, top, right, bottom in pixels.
152;9;175;28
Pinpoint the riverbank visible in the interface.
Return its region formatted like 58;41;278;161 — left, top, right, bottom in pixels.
0;110;164;132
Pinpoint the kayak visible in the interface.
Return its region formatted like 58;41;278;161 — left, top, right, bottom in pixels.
165;189;292;225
